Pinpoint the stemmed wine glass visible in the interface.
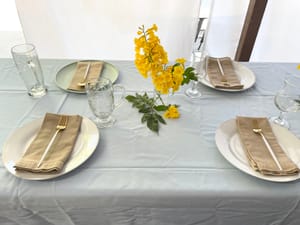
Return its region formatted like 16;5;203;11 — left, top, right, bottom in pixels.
270;75;300;128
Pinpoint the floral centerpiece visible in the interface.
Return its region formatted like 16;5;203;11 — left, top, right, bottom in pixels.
126;24;197;133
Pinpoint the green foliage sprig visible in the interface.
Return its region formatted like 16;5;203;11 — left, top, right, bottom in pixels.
126;93;169;133
181;66;198;85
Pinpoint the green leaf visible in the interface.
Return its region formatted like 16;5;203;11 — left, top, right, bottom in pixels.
141;113;150;123
181;66;198;85
125;95;137;102
154;114;166;124
147;116;159;133
126;92;169;133
154;105;169;111
139;106;151;113
184;67;195;74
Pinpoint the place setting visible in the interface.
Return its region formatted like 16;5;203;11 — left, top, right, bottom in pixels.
201;56;256;92
215;75;300;182
185;54;256;100
2;48;129;180
55;60;119;94
2;113;100;180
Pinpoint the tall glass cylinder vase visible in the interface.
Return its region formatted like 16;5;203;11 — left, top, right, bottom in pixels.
185;0;214;98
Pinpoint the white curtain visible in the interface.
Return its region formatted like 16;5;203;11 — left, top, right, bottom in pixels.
15;0;300;62
15;0;201;61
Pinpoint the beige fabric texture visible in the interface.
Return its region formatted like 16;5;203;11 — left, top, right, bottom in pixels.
236;116;299;176
207;57;244;89
68;61;104;91
14;113;82;173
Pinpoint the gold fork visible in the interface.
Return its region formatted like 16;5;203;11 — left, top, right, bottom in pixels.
37;115;68;168
77;62;91;87
252;120;283;171
216;58;230;86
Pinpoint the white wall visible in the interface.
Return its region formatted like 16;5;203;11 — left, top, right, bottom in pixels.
251;0;300;62
0;0;24;57
205;0;249;58
206;0;300;62
1;0;299;62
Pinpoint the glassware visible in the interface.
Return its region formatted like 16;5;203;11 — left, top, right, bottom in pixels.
185;0;214;98
185;17;208;98
185;52;206;98
270;75;300;128
86;78;125;128
11;43;47;97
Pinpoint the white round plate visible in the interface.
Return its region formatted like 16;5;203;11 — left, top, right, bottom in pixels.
200;62;256;92
2;116;99;180
215;119;300;182
55;60;119;94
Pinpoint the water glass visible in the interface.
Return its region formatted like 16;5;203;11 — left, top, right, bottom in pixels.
86;78;125;128
270;74;300;128
11;43;47;97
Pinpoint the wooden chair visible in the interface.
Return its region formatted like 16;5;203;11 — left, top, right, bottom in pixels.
235;0;268;61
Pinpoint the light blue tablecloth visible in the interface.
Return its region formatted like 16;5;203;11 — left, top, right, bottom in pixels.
1;58;300;225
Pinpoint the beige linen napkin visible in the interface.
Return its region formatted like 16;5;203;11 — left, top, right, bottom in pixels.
236;116;299;176
68;61;104;91
14;113;82;173
207;57;244;89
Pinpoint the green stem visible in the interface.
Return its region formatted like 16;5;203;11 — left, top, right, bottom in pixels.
156;92;166;106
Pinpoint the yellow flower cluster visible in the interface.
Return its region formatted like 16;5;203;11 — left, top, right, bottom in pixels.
134;24;185;94
164;105;180;119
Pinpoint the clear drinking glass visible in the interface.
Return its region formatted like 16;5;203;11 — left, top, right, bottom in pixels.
270;75;300;128
11;43;47;97
185;49;207;98
86;78;125;128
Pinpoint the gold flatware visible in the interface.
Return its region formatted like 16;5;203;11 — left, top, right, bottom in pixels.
37;115;68;168
252;120;283;171
77;62;91;87
216;58;230;86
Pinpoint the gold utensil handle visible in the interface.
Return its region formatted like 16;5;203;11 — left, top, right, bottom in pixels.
36;129;60;168
258;131;283;171
37;116;68;168
216;58;225;76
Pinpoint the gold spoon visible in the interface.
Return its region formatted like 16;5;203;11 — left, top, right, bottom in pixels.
77;63;91;87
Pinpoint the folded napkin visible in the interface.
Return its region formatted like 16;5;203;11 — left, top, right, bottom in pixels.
236;116;299;176
68;61;104;91
206;57;244;89
14;113;82;173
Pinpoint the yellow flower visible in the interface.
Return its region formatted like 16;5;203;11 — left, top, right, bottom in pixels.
134;24;185;94
164;105;180;119
175;58;186;64
297;64;300;70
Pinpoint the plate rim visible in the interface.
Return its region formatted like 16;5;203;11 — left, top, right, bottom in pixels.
1;116;99;180
215;118;300;182
200;61;256;92
55;60;119;94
